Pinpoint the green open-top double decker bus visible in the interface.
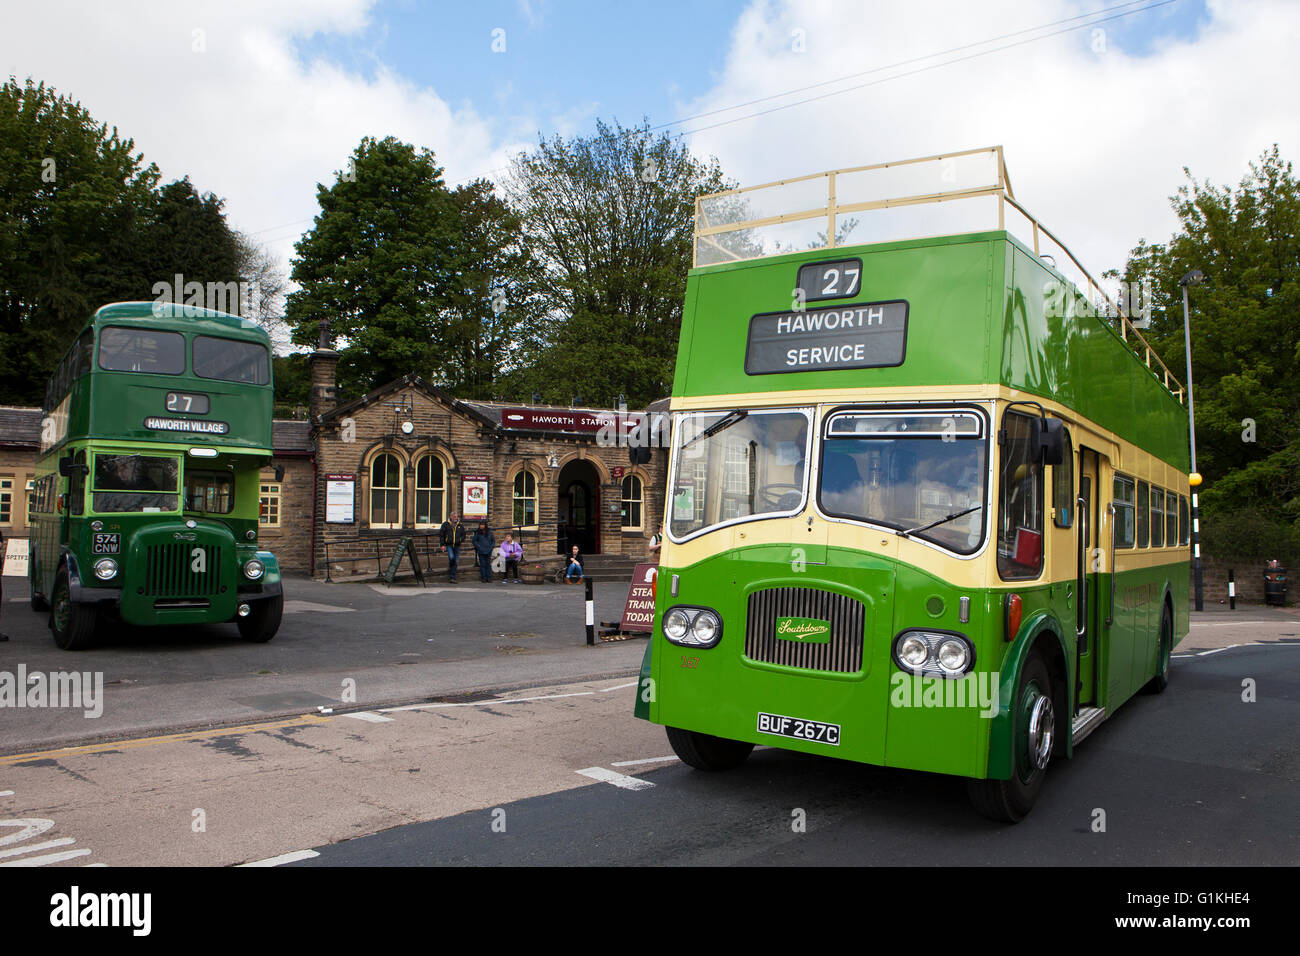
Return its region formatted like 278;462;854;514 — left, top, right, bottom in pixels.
29;302;284;649
636;147;1190;822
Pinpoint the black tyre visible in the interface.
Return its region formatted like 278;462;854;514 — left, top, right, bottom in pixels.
967;653;1056;823
237;594;282;643
1142;604;1173;695
49;567;96;650
666;726;754;771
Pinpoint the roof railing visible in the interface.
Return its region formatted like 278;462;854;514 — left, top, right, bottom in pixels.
693;146;1183;403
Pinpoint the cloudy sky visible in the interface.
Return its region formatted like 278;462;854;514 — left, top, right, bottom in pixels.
4;0;1297;297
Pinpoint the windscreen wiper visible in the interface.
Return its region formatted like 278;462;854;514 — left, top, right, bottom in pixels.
897;504;982;538
682;409;748;449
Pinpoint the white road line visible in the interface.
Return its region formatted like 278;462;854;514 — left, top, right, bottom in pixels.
600;681;639;692
1190;621;1275;627
0;848;92;867
381;691;596;713
611;756;680;767
576;767;655;790
0;837;75;860
238;849;320;867
341;712;394;723
0;790;13;797
1197;645;1238;656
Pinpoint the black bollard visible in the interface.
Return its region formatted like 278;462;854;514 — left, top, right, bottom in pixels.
585;578;595;646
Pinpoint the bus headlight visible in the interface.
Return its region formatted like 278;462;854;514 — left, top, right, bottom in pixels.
93;558;118;581
663;606;723;648
893;630;975;678
242;558;265;581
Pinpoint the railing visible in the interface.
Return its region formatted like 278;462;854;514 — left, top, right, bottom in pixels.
693;145;1184;404
320;526;543;582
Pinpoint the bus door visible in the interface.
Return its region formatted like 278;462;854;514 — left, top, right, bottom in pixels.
1075;448;1105;707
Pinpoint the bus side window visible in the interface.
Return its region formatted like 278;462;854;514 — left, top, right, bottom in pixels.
1052;427;1073;528
997;411;1044;580
69;450;85;515
1113;474;1135;548
1136;480;1149;548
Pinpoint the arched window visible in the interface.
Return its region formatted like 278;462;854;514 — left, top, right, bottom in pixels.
621;474;643;530
513;469;538;528
370;453;403;529
415;454;446;527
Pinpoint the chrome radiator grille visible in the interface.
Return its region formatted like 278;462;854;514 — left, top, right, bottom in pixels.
143;544;223;598
745;587;866;673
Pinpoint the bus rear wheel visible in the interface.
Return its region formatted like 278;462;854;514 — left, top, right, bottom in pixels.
49;568;96;651
1142;604;1173;695
238;595;282;643
666;726;754;771
967;653;1055;823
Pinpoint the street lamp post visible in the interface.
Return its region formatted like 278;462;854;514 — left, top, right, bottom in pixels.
1180;269;1205;611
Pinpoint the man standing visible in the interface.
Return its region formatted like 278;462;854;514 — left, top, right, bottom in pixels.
439;511;466;583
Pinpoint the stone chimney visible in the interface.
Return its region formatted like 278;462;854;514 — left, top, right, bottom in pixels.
309;319;339;422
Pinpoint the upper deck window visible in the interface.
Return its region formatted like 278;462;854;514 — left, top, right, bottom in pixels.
668;408;812;541
98;327;185;375
193;336;270;385
820;410;987;555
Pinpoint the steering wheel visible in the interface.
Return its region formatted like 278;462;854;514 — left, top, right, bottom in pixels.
757;483;802;511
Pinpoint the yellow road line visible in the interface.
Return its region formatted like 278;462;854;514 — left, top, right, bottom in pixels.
0;714;332;766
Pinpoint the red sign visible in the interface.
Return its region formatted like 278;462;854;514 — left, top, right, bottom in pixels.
611;466;625;479
619;563;658;633
500;407;634;434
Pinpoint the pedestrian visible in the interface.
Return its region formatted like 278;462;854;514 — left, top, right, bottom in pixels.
565;544;584;583
439;511;466;583
0;527;8;641
648;522;664;556
500;532;522;583
473;521;495;583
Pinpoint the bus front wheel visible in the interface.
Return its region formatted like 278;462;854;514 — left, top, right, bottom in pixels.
666;726;754;771
49;568;97;651
238;595;283;643
967;653;1056;823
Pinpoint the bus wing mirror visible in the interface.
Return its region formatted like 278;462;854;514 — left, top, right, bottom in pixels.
58;457;79;477
1036;418;1065;466
629;446;651;465
274;465;285;482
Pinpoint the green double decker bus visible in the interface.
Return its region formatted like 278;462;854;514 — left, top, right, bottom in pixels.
637;148;1190;822
29;302;284;649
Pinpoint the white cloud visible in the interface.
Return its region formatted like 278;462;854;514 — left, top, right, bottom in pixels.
1;0;531;277
678;0;1300;278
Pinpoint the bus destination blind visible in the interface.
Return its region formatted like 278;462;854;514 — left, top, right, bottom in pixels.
745;300;908;375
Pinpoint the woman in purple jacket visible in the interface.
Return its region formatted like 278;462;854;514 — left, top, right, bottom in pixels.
500;532;523;583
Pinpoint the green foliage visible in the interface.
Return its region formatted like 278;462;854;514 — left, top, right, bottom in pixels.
0;77;255;405
286;137;535;399
1119;146;1300;547
272;353;312;411
500;119;731;406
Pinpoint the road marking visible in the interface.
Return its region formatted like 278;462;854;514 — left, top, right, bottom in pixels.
0;837;75;860
0;848;92;867
611;756;679;767
238;849;320;867
1190;621;1276;627
1197;645;1237;656
341;712;394;723
382;691;596;713
576;767;655;790
600;681;639;692
0;791;12;797
283;600;355;614
0;714;332;767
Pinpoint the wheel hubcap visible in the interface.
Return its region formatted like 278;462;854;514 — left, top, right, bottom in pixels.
1026;694;1055;770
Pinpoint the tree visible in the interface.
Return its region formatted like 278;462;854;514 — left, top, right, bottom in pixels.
1118;146;1300;557
501;119;731;407
0;77;158;404
287;136;531;399
235;231;290;350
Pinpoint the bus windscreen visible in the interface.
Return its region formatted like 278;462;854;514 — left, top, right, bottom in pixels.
97;327;185;374
92;453;179;513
